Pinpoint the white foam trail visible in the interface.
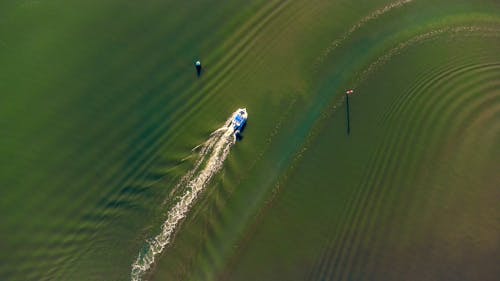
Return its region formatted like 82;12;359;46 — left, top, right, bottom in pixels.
131;110;241;281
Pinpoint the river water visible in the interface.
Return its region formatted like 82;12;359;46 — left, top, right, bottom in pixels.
0;0;499;280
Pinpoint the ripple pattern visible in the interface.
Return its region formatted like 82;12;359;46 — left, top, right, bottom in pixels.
308;36;500;281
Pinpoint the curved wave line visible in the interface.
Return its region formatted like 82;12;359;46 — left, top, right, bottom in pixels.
357;26;500;83
314;0;414;69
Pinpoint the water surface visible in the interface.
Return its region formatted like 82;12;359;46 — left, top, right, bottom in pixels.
0;0;499;280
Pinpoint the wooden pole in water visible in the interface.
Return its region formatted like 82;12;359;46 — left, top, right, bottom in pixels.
345;89;353;135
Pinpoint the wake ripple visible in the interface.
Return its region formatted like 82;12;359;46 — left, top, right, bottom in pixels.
314;0;414;68
130;110;242;281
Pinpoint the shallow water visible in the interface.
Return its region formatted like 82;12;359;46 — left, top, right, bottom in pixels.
1;0;499;280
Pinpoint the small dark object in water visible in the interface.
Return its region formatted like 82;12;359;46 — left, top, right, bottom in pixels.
195;60;202;77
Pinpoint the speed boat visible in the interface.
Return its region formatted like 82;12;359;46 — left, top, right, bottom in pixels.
231;108;248;136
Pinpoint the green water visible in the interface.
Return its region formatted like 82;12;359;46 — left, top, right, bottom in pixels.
1;0;499;280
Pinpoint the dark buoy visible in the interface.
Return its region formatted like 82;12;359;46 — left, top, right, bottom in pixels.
195;60;202;77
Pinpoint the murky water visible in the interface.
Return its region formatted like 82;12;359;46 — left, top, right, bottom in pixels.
1;0;499;280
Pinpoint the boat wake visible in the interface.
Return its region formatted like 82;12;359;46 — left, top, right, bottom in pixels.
130;109;244;281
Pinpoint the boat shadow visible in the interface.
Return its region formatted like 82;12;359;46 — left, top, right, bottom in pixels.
235;122;247;141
